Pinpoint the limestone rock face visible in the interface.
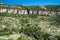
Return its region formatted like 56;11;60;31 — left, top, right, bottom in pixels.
0;9;7;13
0;8;60;16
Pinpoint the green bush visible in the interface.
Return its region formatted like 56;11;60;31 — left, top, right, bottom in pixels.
19;26;44;40
0;28;12;36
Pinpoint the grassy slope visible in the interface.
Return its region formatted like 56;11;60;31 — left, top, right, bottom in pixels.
0;13;60;40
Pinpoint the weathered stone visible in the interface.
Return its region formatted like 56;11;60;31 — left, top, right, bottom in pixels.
0;8;60;16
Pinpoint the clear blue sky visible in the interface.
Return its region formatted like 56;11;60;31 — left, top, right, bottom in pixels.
0;0;60;6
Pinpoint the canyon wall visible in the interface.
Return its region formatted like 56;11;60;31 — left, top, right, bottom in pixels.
0;8;60;16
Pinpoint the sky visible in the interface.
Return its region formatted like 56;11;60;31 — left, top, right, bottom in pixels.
0;0;60;6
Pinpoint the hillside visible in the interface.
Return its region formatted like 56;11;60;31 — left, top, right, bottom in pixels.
0;13;60;40
0;3;60;11
0;2;60;40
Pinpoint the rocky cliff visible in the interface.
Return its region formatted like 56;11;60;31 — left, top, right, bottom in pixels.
0;3;60;16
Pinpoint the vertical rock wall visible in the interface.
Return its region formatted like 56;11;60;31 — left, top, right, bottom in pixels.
0;8;60;16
